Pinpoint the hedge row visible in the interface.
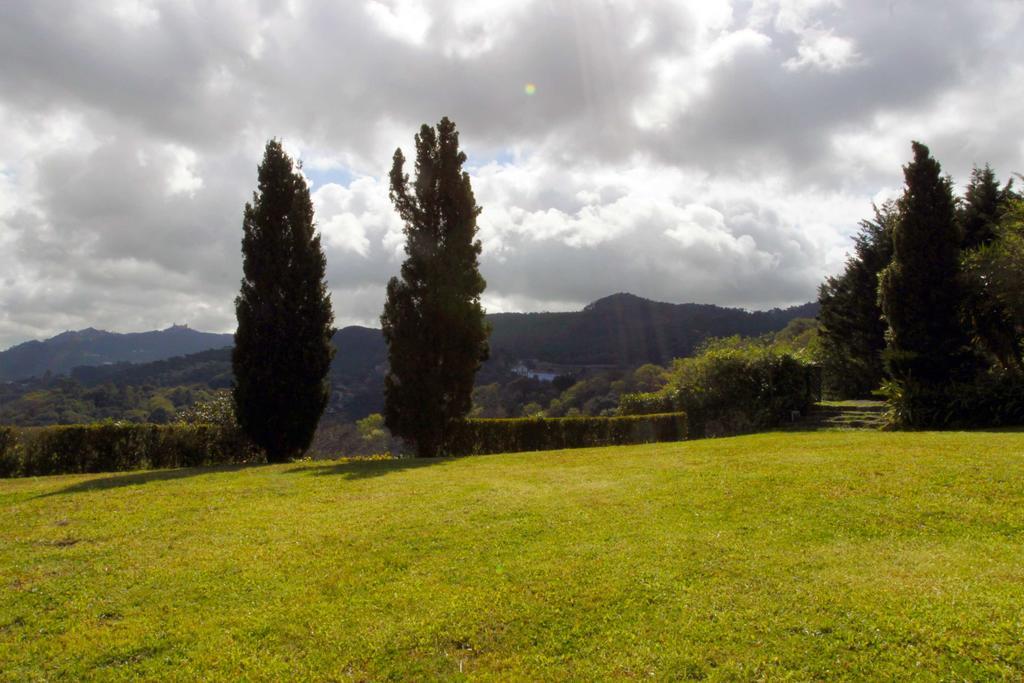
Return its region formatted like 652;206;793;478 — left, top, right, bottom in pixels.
0;423;261;478
448;412;687;456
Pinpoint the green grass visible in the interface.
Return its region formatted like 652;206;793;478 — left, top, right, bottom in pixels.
3;432;1024;680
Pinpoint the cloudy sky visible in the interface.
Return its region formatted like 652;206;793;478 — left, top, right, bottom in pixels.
1;0;1022;348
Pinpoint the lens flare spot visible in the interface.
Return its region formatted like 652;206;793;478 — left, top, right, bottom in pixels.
524;83;537;96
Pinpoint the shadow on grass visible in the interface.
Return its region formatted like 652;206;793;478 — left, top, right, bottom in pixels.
284;456;454;481
37;463;261;498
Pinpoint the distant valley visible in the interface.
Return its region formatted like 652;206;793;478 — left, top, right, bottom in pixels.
0;293;818;424
1;293;817;382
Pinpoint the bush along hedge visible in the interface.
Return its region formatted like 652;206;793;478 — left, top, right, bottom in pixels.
0;423;261;478
882;369;1024;429
619;339;820;438
448;412;687;456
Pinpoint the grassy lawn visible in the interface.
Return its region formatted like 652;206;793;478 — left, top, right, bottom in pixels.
2;432;1024;680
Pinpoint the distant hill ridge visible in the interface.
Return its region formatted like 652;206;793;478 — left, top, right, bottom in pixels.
488;292;819;366
0;294;819;382
0;325;235;382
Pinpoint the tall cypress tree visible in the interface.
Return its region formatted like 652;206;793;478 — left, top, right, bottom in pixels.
817;201;896;397
233;140;335;463
381;117;490;457
879;141;973;387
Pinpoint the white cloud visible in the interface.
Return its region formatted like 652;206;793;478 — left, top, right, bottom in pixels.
107;0;160;28
784;30;859;72
164;144;203;196
0;0;1021;347
364;0;432;46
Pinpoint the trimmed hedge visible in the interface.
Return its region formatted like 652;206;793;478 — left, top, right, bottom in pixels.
0;423;261;478
448;412;687;456
0;426;16;478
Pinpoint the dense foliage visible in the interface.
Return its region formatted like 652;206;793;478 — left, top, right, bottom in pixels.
0;423;259;478
810;143;1024;429
960;165;1013;250
470;363;670;420
881;368;1024;429
233;140;335;462
448;412;687;456
884;198;1024;428
879;142;975;387
619;337;819;437
961;195;1023;371
0;376;221;426
817;202;895;398
868;146;1024;427
381;118;490;457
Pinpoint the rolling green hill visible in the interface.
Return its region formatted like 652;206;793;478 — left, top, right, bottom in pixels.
2;431;1022;679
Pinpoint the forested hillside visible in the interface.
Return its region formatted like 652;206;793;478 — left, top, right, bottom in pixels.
0;294;815;426
489;293;819;366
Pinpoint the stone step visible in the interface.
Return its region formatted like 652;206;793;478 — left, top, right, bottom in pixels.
786;401;888;431
804;415;885;424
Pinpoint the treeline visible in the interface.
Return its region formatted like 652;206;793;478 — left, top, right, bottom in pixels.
818;142;1023;427
0;376;221;426
468;317;816;422
617;333;820;437
486;294;819;366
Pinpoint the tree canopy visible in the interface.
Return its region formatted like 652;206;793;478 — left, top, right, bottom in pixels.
817;201;895;397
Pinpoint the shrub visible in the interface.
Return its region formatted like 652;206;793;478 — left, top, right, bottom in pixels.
618;392;679;416
448;412;687;456
0;426;18;478
882;369;1024;429
0;423;261;479
619;337;819;438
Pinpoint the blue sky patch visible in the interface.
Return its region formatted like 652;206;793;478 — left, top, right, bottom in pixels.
303;165;355;188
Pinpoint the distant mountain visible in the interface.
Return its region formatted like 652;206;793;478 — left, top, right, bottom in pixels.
1;294;818;384
0;325;234;382
488;293;820;366
329;326;388;379
70;347;235;388
66;326;387;389
0;294;819;424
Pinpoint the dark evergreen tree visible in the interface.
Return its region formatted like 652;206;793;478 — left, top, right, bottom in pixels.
381;117;490;457
233;140;335;463
879;141;974;387
817;201;896;397
960;165;1014;250
963;197;1024;369
960;166;1020;369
